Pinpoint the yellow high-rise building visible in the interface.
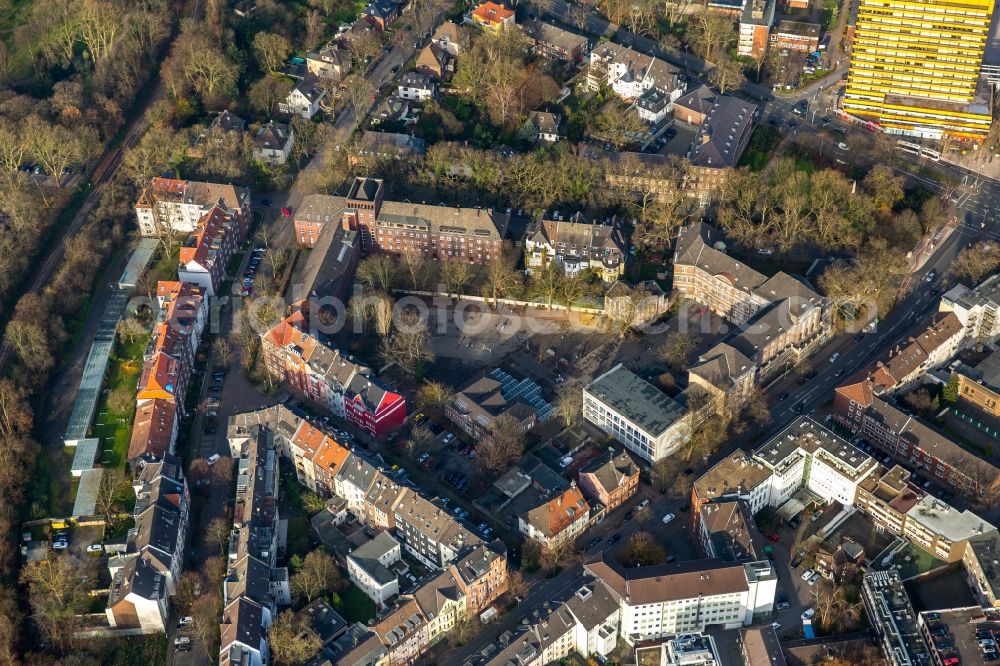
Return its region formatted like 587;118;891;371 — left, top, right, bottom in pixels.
843;0;995;141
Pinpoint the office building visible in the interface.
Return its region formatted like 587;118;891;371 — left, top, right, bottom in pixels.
842;0;995;141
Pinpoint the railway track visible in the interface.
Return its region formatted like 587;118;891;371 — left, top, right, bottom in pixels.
0;0;198;374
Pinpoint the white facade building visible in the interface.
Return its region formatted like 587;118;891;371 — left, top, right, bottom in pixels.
755;417;878;508
583;364;690;464
585;555;777;644
346;532;401;608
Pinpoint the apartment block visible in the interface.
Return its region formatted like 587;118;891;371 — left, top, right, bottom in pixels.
341;177;510;263
347;531;402;608
697;499;765;562
219;425;288;666
177;204;250;296
577;449;640;512
753;417;878;509
523;19;589;65
903;494;993;562
484;581;620;666
940;276;1000;346
134;177;251;236
842;0;995;141
963;529;1000;607
393;490;484;569
832;393;1000;495
583;364;690;464
585;553;777;642
738;0;775;58
853;464;924;536
525;212;628;282
673;223;829;382
519;485;592;549
106;456;189;633
261;305;407;441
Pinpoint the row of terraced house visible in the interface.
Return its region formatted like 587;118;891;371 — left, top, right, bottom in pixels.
226;404;510;664
105;179;254;634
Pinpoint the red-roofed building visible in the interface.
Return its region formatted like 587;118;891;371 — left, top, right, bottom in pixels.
262;304;407;440
518;485;591;549
471;1;515;33
128;398;178;461
177;205;249;296
135;177;251;236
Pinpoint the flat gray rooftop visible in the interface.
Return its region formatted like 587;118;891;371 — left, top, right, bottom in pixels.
585;364;685;436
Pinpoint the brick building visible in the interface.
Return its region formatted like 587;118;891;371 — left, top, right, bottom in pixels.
261;305;407;440
177;204;250;296
134;177;251;236
339;177;510;263
577;450;640;511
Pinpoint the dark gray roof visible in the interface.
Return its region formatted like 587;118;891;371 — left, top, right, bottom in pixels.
690;95;757;168
524;19;588;53
564;579;620;630
399;72;434;91
212;110;247;133
299;599;348;645
636;86;669;112
585;364;685;436
674;223;768;294
690;342;754;391
255;121;292;151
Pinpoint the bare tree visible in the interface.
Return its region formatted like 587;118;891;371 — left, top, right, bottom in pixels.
94;467;132;530
205;516;232;555
416;381;452;413
660;331;698;370
342;75;375;129
290;549;340;603
618;530;666;566
481;252;522;306
269;611;322;665
554;385;582;428
355;254;397;293
476;414;525;474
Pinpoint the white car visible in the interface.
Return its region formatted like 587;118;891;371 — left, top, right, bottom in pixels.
207;453;221;466
86;544;103;553
662;513;676;525
802;608;816;620
829;352;840;363
808;573;821;585
52;540;68;550
179;616;193;626
801;568;815;581
837;142;849;151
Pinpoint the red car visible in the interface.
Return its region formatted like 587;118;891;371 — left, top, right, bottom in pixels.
766;533;780;543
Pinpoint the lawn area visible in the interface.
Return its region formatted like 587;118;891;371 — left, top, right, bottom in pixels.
738;125;784;171
874;541;947;580
92;335;148;469
285;516;314;559
81;635;167;666
334;583;377;624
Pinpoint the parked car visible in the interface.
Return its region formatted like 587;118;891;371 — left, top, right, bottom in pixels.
808;573;821;585
86;543;103;553
179;616;193;626
207;453;221;466
608;534;621;545
811;509;824;523
829;352;840;363
52;540;68;550
776;601;790;610
661;512;675;525
801;568;815;581
766;533;780;542
802;608;816;620
442;433;455;445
